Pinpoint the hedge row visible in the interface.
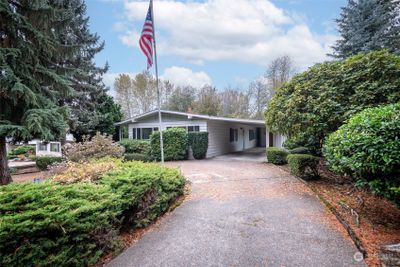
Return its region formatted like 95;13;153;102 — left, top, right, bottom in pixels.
0;160;185;266
119;139;150;155
150;128;188;161
188;132;208;159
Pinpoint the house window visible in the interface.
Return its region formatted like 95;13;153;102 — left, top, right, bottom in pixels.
38;142;47;151
153;127;159;131
188;126;200;132
230;128;238;142
50;143;60;152
137;128;142;139
142;128;153;139
249;130;255;141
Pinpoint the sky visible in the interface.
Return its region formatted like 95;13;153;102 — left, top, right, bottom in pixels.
86;0;347;93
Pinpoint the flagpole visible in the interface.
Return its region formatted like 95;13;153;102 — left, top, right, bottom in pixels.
150;0;164;163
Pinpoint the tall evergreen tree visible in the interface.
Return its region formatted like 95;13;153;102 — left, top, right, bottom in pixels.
53;0;122;141
332;0;400;58
0;0;72;184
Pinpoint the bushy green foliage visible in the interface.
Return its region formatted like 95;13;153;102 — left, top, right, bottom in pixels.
36;156;63;170
324;103;400;203
0;182;122;267
266;50;400;153
124;153;151;162
287;154;320;181
100;161;185;227
188;132;208;159
0;160;185;266
150;128;188;161
289;147;311;155
119;139;150;154
266;147;288;165
9;145;35;156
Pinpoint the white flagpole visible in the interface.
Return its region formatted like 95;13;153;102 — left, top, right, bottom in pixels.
150;0;164;163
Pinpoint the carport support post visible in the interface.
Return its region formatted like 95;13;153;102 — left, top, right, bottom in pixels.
151;0;164;163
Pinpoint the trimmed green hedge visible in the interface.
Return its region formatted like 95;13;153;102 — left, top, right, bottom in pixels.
119;139;150;154
266;147;288;165
0;182;122;267
124;153;150;162
0;160;185;267
188;132;208;159
324;103;400;204
150;128;188;161
36;156;63;170
287;154;320;181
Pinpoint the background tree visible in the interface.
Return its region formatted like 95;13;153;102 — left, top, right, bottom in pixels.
131;71;157;114
266;55;296;92
248;79;271;119
193;85;221;116
115;74;134;118
332;0;400;58
165;85;197;112
265;50;400;154
219;87;250;118
0;1;72;184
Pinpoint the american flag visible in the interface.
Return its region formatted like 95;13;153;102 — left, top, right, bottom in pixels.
139;2;154;69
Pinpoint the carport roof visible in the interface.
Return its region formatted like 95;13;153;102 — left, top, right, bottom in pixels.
115;110;265;126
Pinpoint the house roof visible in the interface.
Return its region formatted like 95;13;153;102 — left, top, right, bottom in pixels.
115;110;265;126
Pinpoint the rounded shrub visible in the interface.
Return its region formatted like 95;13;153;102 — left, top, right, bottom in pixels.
287;154;320;181
188;132;208;159
36;156;63;170
119;139;150;154
150;128;188;161
266;147;288;165
324;103;400;203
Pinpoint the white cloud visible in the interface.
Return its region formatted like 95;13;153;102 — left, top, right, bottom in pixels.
121;0;337;69
161;67;212;88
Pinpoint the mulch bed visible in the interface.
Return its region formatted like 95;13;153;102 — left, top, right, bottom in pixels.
282;162;400;267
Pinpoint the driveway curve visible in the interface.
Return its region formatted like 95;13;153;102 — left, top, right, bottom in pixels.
107;156;366;267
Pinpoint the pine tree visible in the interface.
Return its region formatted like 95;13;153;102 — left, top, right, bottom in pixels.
53;0;122;142
0;1;74;184
332;0;400;58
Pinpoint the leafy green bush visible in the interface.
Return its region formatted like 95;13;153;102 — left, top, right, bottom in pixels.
119;139;150;154
150;128;188;161
100;161;185;227
9;145;35;156
287;154;320;181
36;156;63;170
124;153;150;162
266;147;288;165
188;132;208;159
0;182;122;267
324;103;400;203
289;147;311;155
266;50;400;153
0;160;186;267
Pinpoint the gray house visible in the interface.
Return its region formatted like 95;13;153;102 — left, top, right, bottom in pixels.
116;110;285;158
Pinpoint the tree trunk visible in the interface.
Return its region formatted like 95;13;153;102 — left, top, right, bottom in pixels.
0;136;12;185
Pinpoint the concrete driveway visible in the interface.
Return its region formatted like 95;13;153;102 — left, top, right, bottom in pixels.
108;154;365;267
